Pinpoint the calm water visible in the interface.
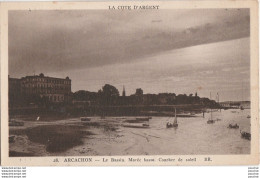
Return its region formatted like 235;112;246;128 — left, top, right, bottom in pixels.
15;109;250;156
128;109;251;155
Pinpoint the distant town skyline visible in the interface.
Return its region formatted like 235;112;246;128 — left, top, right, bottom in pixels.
9;9;250;101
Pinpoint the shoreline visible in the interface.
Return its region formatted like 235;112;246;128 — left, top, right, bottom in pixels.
9;109;251;157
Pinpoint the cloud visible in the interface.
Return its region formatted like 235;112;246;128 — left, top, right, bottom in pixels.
9;9;249;77
43;37;249;101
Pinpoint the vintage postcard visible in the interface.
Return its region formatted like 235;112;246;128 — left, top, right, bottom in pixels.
0;1;259;166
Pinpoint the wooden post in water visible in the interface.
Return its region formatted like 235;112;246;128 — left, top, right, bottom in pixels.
203;111;205;118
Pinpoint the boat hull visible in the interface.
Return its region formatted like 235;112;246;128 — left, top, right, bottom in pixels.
207;120;215;124
241;131;251;140
228;124;239;129
80;117;91;121
122;123;149;129
166;123;178;128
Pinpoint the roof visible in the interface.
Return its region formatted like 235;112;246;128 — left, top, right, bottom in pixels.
21;74;71;81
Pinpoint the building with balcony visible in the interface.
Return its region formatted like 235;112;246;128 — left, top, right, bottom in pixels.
9;73;71;103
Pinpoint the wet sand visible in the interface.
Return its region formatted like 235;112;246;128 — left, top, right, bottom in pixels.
9;109;250;156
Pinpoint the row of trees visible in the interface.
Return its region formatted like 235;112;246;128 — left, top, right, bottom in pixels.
73;84;219;107
9;83;219;108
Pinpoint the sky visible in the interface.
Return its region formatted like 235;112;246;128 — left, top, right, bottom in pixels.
8;9;250;101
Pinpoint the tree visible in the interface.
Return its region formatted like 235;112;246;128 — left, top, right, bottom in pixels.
102;84;119;97
73;90;99;102
135;88;143;96
100;84;119;105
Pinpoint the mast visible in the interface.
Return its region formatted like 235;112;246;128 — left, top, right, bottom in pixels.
210;107;213;120
217;92;220;112
174;108;177;124
241;80;244;110
242;80;243;101
210;92;212;120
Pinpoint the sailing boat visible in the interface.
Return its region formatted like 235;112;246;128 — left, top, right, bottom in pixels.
207;92;215;124
166;108;178;128
207;111;215;124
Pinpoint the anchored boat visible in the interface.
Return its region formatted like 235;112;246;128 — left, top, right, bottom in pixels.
215;118;222;121
80;117;91;121
136;117;152;121
123;123;149;128
240;130;251;140
166;108;178;128
207;109;215;124
207;92;215;124
228;123;239;129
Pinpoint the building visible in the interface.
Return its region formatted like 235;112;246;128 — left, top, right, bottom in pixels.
9;77;22;106
219;101;250;109
219;102;230;108
240;101;250;109
9;77;21;95
9;73;71;103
